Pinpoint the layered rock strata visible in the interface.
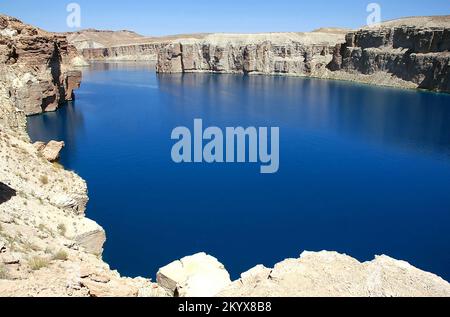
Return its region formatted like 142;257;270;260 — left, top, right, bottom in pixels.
81;43;162;61
156;32;344;77
67;29;209;62
0;16;83;116
156;16;450;93
328;25;450;92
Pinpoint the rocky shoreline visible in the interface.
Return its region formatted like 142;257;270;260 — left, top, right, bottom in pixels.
155;16;450;93
75;16;450;93
1;14;450;297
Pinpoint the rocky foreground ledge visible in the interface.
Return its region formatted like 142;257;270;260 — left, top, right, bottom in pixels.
1;14;450;297
157;252;450;297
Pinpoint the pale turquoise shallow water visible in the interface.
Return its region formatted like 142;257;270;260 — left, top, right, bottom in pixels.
28;63;450;280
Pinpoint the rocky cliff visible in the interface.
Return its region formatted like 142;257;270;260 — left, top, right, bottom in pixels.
0;15;163;297
81;43;162;61
67;30;209;62
157;16;450;93
156;32;344;76
328;17;450;92
0;16;83;116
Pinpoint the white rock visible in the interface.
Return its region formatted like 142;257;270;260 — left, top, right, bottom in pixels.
240;264;271;285
157;253;231;297
71;56;90;67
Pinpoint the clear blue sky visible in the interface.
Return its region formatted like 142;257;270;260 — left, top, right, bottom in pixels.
1;0;449;36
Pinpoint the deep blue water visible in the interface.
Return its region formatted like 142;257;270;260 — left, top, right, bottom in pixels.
28;62;450;281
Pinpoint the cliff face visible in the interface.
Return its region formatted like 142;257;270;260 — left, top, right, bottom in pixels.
67;30;210;62
81;43;162;61
0;16;82;116
157;17;450;93
329;26;450;91
156;33;344;77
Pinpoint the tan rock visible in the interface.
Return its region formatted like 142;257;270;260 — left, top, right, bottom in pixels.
41;141;65;162
218;251;450;297
157;252;232;297
74;227;106;256
155;16;450;93
81;278;139;297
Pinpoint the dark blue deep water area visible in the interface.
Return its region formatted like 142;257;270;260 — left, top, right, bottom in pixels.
27;62;450;281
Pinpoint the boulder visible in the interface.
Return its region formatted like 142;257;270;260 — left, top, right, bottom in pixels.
74;227;106;256
157;253;231;297
34;140;65;162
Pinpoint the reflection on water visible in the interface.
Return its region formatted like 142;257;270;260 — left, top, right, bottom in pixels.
27;63;450;281
158;73;450;160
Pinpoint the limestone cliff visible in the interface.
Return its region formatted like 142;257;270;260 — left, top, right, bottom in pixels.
328;23;450;92
81;43;162;61
68;30;210;62
156;16;450;93
156;32;344;76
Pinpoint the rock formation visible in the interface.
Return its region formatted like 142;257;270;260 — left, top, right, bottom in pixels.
157;253;231;297
156;16;450;93
81;43;162;61
33;140;65;162
156;32;344;76
0;15;83;116
154;252;450;297
218;251;450;297
327;25;450;91
66;29;209;62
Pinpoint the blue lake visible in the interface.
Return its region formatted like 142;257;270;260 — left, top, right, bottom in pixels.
27;62;450;281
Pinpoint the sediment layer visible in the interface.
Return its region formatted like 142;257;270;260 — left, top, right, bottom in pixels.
156;16;450;93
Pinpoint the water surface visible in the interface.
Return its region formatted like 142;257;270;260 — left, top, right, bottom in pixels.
28;62;450;280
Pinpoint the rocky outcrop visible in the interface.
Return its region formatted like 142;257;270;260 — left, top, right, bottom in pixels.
217;251;450;297
157;16;450;93
157;253;231;297
156;251;450;297
33;140;65;162
0;15;82;116
328;26;450;92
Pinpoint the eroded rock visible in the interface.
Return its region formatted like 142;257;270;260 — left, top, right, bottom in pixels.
157;252;232;297
218;251;450;297
34;140;65;162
